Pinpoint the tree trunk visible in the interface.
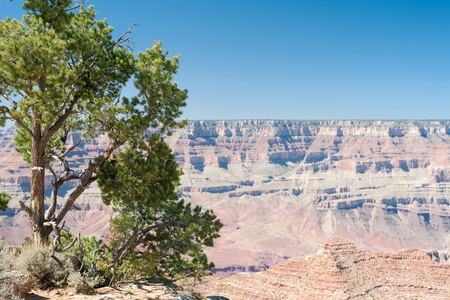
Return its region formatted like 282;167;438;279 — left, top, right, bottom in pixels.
29;132;50;244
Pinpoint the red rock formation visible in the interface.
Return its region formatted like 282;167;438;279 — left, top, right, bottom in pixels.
191;237;450;300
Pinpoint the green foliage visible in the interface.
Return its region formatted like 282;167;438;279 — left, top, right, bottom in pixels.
97;200;222;283
0;0;188;143
96;140;222;283
1;0;154;150
0;192;11;211
146;199;222;281
79;236;104;269
0;0;188;240
14;117;70;164
97;134;181;212
59;230;103;269
96;215;162;281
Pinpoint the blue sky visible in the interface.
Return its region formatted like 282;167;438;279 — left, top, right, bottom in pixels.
2;0;450;120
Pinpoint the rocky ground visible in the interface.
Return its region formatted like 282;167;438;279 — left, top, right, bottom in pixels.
22;282;223;300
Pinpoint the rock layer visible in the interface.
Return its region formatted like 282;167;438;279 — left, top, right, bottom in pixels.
191;237;450;300
2;120;450;276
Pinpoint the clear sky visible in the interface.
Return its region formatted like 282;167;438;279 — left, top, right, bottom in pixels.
2;0;450;120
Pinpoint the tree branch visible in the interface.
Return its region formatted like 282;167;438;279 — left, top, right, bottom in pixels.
44;145;85;221
0;92;18;109
66;0;85;11
48;164;57;183
109;23;137;51
0;78;19;109
46;220;77;252
54;57;97;117
55;141;123;224
61;140;82;158
77;232;85;271
0;106;33;135
45;95;80;142
113;220;177;264
19;201;33;216
45;165;58;221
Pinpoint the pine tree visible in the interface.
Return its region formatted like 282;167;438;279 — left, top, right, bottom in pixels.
96;136;223;282
0;0;187;244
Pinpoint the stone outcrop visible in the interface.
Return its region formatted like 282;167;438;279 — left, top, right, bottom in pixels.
2;120;450;277
191;237;450;300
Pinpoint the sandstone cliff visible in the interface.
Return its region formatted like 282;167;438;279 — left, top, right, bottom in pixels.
191;236;450;300
2;120;450;277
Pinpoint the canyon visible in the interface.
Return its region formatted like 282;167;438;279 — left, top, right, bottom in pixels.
1;120;450;278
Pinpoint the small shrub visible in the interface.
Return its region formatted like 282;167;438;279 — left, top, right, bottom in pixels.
0;271;32;299
0;247;18;274
18;244;66;286
67;271;98;294
0;235;100;295
0;237;22;300
0;270;22;300
21;237;33;249
0;284;20;300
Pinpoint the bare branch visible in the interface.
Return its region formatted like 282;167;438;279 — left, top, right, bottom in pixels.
87;174;97;184
58;234;79;252
61;75;72;101
51;253;65;269
71;204;81;211
109;23;138;51
0;93;18;109
66;0;85;11
61;140;82;158
0;106;33;135
55;141;124;224
0;78;20;109
47;220;81;275
77;232;85;271
48;164;57;183
44;150;84;221
19;201;32;216
45;165;58;221
15;90;26;99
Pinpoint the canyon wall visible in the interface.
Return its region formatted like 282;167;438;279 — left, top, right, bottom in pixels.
2;120;450;276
